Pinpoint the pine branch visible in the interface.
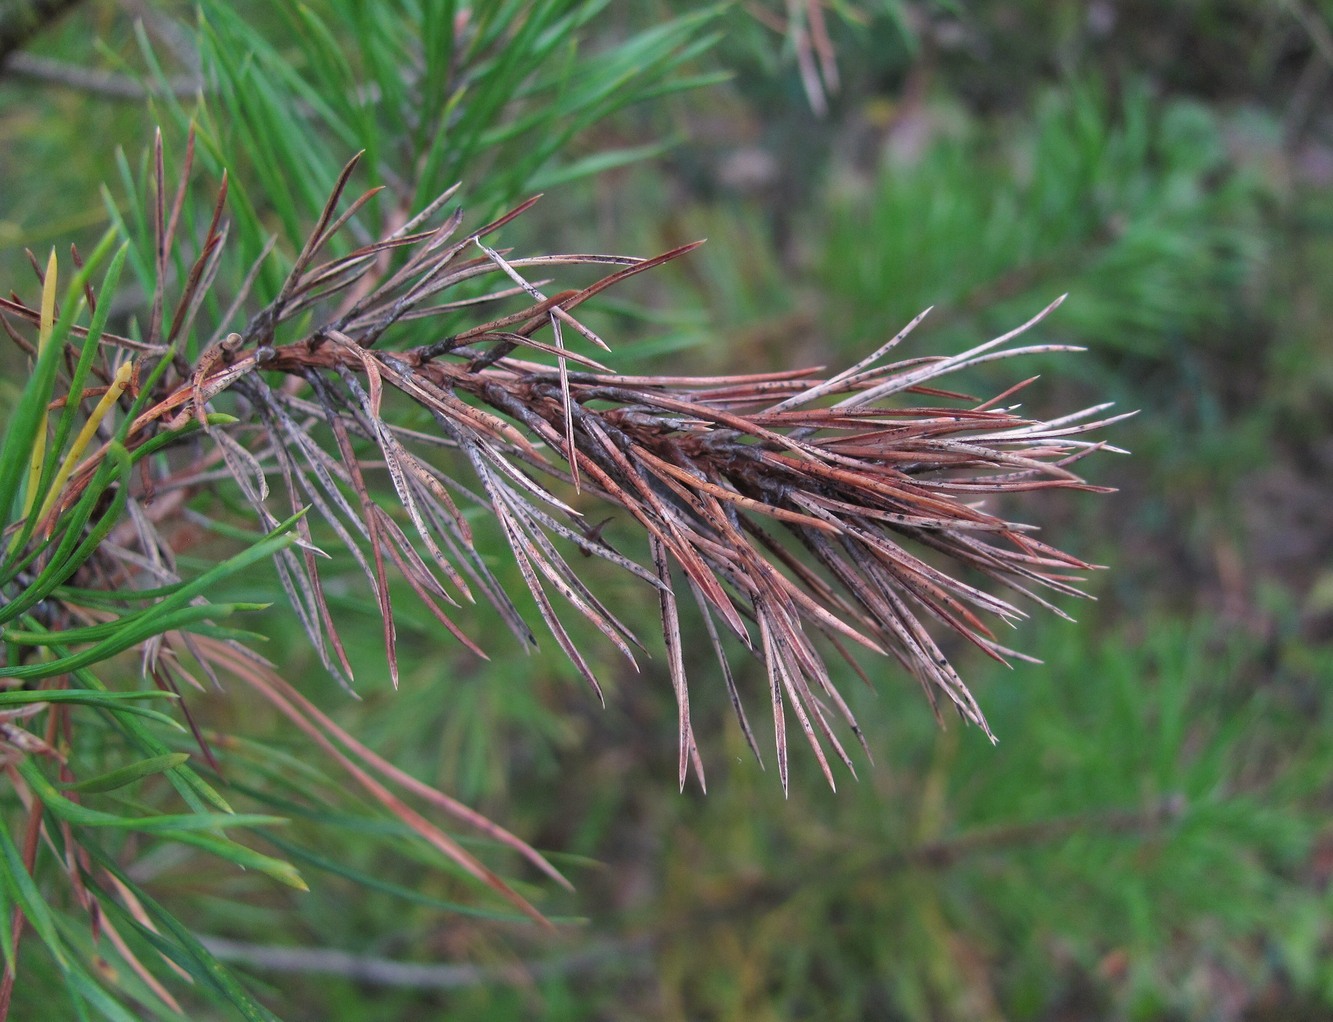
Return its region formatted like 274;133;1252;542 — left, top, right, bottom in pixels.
3;151;1127;798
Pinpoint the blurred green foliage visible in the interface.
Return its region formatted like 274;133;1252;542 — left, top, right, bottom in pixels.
818;82;1267;364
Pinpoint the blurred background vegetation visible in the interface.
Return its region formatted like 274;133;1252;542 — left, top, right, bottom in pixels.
2;1;1331;1019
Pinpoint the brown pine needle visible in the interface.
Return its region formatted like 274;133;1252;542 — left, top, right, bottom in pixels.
6;163;1125;808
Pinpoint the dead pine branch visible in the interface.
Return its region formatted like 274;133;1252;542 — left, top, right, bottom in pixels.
4;151;1129;802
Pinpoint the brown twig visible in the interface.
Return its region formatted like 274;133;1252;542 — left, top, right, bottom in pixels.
0;52;202;98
